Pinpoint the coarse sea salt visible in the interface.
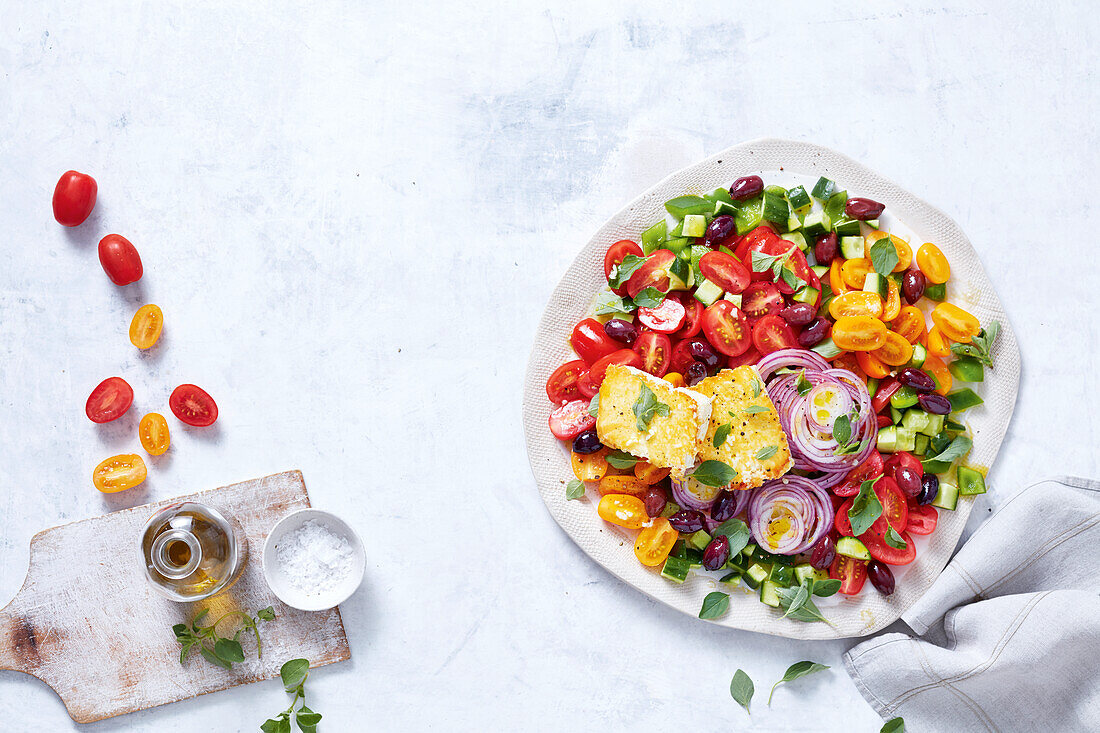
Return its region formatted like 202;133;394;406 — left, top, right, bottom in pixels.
276;519;354;595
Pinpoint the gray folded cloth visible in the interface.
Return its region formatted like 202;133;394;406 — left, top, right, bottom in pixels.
844;476;1100;732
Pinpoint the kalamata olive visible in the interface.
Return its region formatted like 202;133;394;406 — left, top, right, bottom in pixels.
711;490;740;522
572;430;602;454
779;302;816;326
918;393;952;415
810;535;836;570
845;197;886;221
685;361;708;386
895;466;922;497
603;318;637;345
918;473;939;505
730;175;764;201
867;560;895;595
797;318;831;347
705;215;736;247
902;268;926;305
702;534;730;571
668;509;706;534
897;367;935;393
643;485;668;517
689;340;721;369
814;232;838;265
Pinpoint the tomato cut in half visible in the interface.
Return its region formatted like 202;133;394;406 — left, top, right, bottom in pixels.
53;170;98;227
98;234;143;286
699;251;750;294
86;377;134;423
741;281;784;318
873;331;914;366
725;345;761;369
856;350;891;380
871;377;901;414
576;371;599;399
701;301;752;357
830;554;868;595
548;399;596;440
634;332;672;377
626;249;675;299
771;243;814;295
835;498;854;536
588;349;644;387
671;293;704;339
751;314;798;355
829;291;884;320
169;384;219;427
870;477;908;535
669;338;701;376
831;316;888;352
634;516;678;566
637;297;686;333
604;239;644;295
906;503;938;535
865;529;917;565
570;318;619;366
834;452;885;497
546;359;588;403
733;224;779;263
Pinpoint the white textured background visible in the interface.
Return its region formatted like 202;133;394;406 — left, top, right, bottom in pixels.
0;2;1095;731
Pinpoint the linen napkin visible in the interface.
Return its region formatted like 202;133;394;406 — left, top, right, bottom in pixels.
844;476;1100;732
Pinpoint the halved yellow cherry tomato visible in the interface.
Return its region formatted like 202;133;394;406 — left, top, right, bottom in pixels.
634;517;678;566
931;303;981;343
926;325;952;357
856;351;890;379
924;354;953;396
831;352;867;384
129;304;163;349
890;306;925;343
841;259;874;290
664;372;685;388
882;279;902;322
93;454;147;493
634;461;670;485
138;412;170;456
831;316;888;352
864;232;912;272
829;291;883;320
598;475;649;497
830;259;848;294
916;243;951;284
597;493;649;528
873;331;914;366
572;448;609;482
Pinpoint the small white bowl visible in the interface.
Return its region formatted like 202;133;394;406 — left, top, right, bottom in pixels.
262;509;365;611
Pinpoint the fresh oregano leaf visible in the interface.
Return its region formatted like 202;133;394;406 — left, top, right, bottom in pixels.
849;476;884;536
751;378;763;398
689;460;738;487
744;404;769;414
214;637;245;664
257;607;275;622
280;658;310;692
588;393;600;417
608;254;647;288
713;423;732;448
699;591;730;620
756;445;778;461
200;645;232;669
712;518;751;557
260;716;291;733
922;435;973;467
296;705;322;731
795;370;813;396
781;582;810;620
633;286;667;309
870;238;899;276
881;718;906;733
565;479;585;500
632;383;670;432
768;661;830;704
593;291;635;316
730;669;754;714
833;414;852;445
812;578;841;597
606;450;639;469
885;527;907;550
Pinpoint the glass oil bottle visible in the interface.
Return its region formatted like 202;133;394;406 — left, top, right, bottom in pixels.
140;501;245;601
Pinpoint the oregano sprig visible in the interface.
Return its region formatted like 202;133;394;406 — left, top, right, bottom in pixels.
261;658;322;733
173;607;275;670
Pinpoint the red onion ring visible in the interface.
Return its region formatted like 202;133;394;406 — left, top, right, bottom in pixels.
747;475;834;555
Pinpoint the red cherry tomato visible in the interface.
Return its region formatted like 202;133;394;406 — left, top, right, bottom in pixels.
52;170;98;227
576;371;599;399
751;314;798;354
834;452;885;497
588;349;643;388
669;337;702;375
169;384;219;427
626;249;674;299
548;399;595;440
604;240;644;296
671;293;703;339
701;301;752;357
733;225;779;263
871;377;901;414
770;242;814;295
546;359;588;404
875;414;893;429
633;332;672;377
864;529;917;565
741;281;784;318
85;377;134;423
570;318;619;366
637;297;686;333
699;251;751;294
869;477;909;536
830;554;868;595
97;234;143;286
835;499;854;536
725;345;761;369
906;503;939;535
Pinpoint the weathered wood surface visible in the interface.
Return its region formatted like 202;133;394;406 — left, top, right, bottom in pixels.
0;470;350;723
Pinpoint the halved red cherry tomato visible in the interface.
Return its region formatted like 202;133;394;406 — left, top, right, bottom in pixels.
699;251;750;294
52;170;98;227
770;243;814;295
588;349;644;387
576;371;599;399
870;477;908;536
701;301;752;357
830;554;868;595
98;234;143;286
86;377;134;423
604;239;644;295
637;297;686;333
876;414;893;429
626;249;675;298
834;452;884;497
669;338;701;376
570;318;619;366
546;359;588;403
865;529;917;565
725;345;761;369
752;314;798;354
835;499;854;536
169;384;219;427
906;503;939;535
733;224;779;263
871;377;901;414
548;399;595;440
671;292;704;339
741;281;783;318
634;332;672;377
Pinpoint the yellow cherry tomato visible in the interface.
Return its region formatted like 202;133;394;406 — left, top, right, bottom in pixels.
924;355;953;396
882;279;902;322
93;454;147;493
890;307;925;344
129;304;164;349
634;461;670;485
916;243;951;284
597;493;649;528
864;231;912;272
571;448;609;482
598;475;649;497
634;517;678;567
829;291;883;320
926;325;952;357
856;350;890;379
841;258;874;290
831;316;888;352
829;259;848;295
664;372;685;388
138;412;171;456
873;331;915;366
931;302;981;343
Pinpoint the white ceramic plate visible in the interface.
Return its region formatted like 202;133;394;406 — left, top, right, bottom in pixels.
522;138;1020;639
262;509;366;612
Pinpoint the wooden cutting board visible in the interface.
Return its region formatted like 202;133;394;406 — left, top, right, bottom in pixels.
0;470;351;723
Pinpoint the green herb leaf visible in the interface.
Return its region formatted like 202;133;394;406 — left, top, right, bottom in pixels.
756;445;778;461
699;591;730;620
606;450;639;469
832;414;852;445
280;658;310;693
922;435;973;467
712;518;752;557
849;476;884;536
870;238;899;276
608;254;647;288
744;404;769;414
565;479;586;501
885;527;907;550
795;370;813;396
260;716;291;733
689;460;738;487
588;393;600;417
730;669;754;714
812;578;841;597
713;423;732;448
881;718;906;733
297;705;322;732
632;383;670;432
781;582;810;619
257;606;276;622
172;623;190;638
951;321;1000;366
825;190;848;221
200;645;232;669
776;584;835;626
751;378;763;398
192;608;209;631
768;661;830;704
633;286;666;309
593;291;635;316
779;267;803;290
214;637;245;664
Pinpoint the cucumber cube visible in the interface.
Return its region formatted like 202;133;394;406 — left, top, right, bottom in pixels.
895;427;916;452
793;286;819;305
877;426;898;453
908;343;928;368
793;563;817;585
801;211;832;239
811;177;837;200
914;433;930;456
759;580;781;608
901;409;932;434
688;529;712;552
920;413;945;437
783;231;809;251
840;236;866;260
723;293;743;307
762;186;790;224
660;556;692;583
787;185;812;212
694;279;724;306
682;214;707;238
769;564;794;587
833;217;862;237
932;481;960;510
863;272;889;299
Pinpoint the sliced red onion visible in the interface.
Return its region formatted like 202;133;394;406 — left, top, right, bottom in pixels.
748;475;835;555
756;348;831;380
670;477;722;512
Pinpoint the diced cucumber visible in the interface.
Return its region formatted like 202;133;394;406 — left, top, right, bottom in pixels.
783;231;809;251
840;236;865;260
744;562;770;590
660;501;680;518
949;358;985;383
948;388;984;412
641;220;667;254
720;571;742;586
932;481;960;510
895;426;916;452
920;413;945;437
801;211;831;239
734;195;764;234
929;431;951;454
762;186;789;224
811;337;844;359
833;217;861;237
878;426;898;452
694;279;724;306
867;377;880;399
793;286;819;305
784;213;802;233
668;256;693;291
901;409;932;435
664;236;691;255
685;548;703;567
682;214;707;238
925;282;947;301
890;406;903;425
769;564;794;588
865;219;880;229
908;343;928;368
742;543;757;559
793;563;817;586
957;466;987;495
787;185;812;212
665;195;712;218
863;272;889;300
660;556;691;583
811;264;829;278
836;536;870;561
760;580;781;608
688;529;712;552
891;386;919;410
913;433;930;456
811;176;836;200
723;293;743;307
690;244;709;284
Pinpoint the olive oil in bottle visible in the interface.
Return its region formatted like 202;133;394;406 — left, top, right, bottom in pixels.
141;502;245;601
